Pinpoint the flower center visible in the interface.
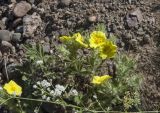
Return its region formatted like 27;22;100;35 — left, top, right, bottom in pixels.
94;37;104;44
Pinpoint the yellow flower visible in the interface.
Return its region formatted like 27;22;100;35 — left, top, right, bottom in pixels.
89;31;106;48
99;41;117;59
3;80;22;96
92;75;112;85
59;36;72;42
73;33;88;48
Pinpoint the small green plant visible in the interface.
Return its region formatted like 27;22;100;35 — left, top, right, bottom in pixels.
0;24;142;113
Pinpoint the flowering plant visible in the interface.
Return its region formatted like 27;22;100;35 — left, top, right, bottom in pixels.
0;25;141;113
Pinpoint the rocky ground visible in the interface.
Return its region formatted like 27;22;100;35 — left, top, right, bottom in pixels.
0;0;160;112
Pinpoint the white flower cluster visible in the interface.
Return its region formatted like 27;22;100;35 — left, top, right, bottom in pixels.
50;84;66;97
36;60;43;65
69;89;78;96
40;80;51;88
34;80;51;89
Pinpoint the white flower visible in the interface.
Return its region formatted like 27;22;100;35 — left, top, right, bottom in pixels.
52;84;66;96
0;86;3;90
33;85;37;89
53;88;62;96
37;81;40;85
42;95;46;100
55;84;65;92
36;60;43;65
93;95;97;99
46;97;51;101
69;89;78;96
50;90;54;95
41;80;51;88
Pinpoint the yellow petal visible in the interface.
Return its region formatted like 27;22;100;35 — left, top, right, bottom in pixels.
91;75;112;85
73;33;88;48
89;31;106;48
59;36;72;42
99;41;117;59
3;80;22;96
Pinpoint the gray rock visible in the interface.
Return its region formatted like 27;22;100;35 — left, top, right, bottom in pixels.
0;21;6;30
0;41;15;53
0;30;11;41
129;39;138;50
125;14;138;28
88;16;97;23
125;8;143;28
12;18;22;28
42;44;50;53
1;17;8;25
12;33;22;42
23;13;42;37
137;28;145;36
143;35;150;44
9;0;17;3
15;26;23;33
59;0;71;6
27;0;35;4
130;8;143;23
13;1;32;17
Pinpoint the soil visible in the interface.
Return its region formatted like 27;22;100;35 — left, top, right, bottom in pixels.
0;0;160;111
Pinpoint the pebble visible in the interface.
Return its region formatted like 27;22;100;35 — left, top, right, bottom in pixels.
42;44;50;53
0;30;11;41
23;13;42;37
143;35;150;44
129;39;138;50
12;33;21;42
88;16;97;23
59;0;71;6
15;26;23;33
1;17;8;25
0;21;6;30
13;1;32;17
12;18;22;28
137;28;145;36
0;41;15;54
130;8;143;22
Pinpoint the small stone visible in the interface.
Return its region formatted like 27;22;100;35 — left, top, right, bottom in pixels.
130;8;143;22
12;18;22;28
125;14;138;28
129;39;138;50
0;30;11;41
125;8;143;28
9;0;17;3
23;13;42;37
143;35;150;44
59;0;71;6
11;33;22;42
15;26;23;33
27;0;35;4
88;16;97;23
137;28;145;36
42;44;50;53
13;1;32;17
0;41;15;54
8;57;14;63
1;17;8;25
44;37;50;43
0;21;6;30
